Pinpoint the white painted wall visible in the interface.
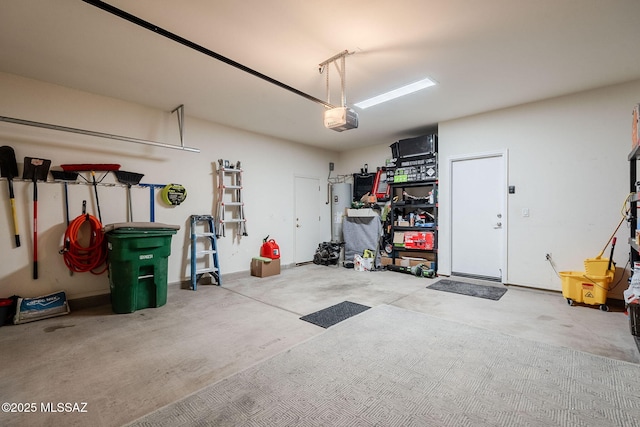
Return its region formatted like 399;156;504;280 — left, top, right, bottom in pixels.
336;143;392;177
0;72;336;300
3;71;637;302
340;79;640;299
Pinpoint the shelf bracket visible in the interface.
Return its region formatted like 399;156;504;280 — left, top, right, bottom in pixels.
171;104;185;147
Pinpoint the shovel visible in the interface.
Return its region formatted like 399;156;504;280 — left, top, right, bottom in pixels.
23;156;51;280
0;146;20;247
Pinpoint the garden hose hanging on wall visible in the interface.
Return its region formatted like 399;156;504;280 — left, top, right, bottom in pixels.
61;212;108;275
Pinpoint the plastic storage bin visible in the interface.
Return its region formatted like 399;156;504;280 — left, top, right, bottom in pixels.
559;270;613;311
105;223;179;314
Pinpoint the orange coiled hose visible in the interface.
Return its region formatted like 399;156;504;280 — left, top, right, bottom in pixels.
62;214;108;275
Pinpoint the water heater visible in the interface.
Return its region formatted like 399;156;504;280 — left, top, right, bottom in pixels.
331;182;352;242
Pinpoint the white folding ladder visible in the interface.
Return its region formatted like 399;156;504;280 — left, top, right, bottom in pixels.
215;159;248;238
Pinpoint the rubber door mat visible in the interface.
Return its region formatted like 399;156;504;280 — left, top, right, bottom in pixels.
300;301;371;328
427;279;507;301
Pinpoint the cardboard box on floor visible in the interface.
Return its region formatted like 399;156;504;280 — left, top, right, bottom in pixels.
251;257;281;277
382;251;435;268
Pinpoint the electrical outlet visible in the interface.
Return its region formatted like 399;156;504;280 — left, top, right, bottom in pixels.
329;162;334;171
545;253;552;261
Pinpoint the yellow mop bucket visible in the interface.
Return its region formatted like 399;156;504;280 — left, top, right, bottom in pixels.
559;270;613;311
560;236;617;311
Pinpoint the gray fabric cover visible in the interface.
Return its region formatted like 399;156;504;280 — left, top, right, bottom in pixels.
342;215;382;267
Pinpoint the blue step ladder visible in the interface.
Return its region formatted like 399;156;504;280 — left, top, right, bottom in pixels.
190;215;221;290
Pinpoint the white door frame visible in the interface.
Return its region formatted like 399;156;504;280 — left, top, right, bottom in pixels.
448;149;509;282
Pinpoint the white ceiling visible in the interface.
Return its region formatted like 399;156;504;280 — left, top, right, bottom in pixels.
2;0;640;152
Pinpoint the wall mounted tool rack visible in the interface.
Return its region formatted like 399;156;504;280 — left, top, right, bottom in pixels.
0;177;158;188
0;177;169;223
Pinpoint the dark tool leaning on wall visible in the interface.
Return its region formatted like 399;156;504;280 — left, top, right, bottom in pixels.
0;146;20;247
23;156;51;280
50;169;80;276
61;164;121;223
50;170;79;227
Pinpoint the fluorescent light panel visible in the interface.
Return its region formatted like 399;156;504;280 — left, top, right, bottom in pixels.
354;77;436;109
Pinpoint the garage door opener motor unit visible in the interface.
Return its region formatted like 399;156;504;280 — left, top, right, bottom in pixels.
320;50;358;132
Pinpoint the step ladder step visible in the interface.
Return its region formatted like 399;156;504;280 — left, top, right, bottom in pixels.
221;202;243;206
196;250;217;255
220;219;246;223
195;232;216;237
223;185;242;189
196;268;218;275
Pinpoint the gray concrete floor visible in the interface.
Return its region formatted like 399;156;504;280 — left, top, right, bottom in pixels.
0;264;638;427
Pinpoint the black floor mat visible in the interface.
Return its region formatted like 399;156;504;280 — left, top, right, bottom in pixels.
427;279;507;301
300;301;371;328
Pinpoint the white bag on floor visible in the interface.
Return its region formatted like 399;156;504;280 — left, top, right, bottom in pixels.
354;254;372;272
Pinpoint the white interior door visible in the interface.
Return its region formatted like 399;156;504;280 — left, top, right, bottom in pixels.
294;176;321;263
450;153;506;281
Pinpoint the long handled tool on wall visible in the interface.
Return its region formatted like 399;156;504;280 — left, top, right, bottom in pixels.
50;170;79;227
61;164;120;223
23;156;51;279
0;146;20;247
50;169;79;276
114;170;144;221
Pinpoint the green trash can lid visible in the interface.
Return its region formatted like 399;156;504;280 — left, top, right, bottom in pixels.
103;222;181;233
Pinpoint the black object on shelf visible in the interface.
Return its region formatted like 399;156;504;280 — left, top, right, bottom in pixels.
390;134;437;159
353;173;375;202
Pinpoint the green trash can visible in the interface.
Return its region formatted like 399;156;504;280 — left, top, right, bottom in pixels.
104;222;180;314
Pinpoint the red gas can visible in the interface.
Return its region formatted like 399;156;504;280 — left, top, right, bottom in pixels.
261;237;280;259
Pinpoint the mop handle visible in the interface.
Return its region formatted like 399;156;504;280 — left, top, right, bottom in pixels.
597;216;625;258
606;237;617;271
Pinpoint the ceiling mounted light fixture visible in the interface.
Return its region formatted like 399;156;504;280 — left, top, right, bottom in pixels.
354;77;437;109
